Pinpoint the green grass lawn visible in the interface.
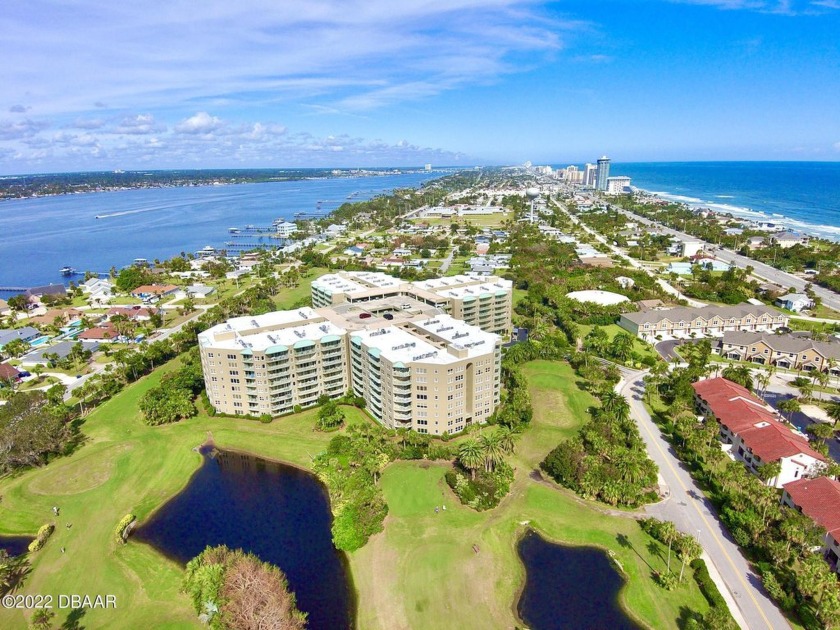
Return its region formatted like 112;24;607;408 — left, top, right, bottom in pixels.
1;359;708;629
272;266;328;309
0;362;341;629
349;360;710;630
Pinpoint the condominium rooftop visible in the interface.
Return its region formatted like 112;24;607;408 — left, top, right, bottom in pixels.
199;307;345;352
353;314;499;365
411;274;512;294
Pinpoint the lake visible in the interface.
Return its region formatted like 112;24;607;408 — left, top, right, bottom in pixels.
134;447;353;629
517;529;640;630
0;535;34;557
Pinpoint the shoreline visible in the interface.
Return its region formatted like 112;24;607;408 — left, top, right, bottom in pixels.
632;185;840;242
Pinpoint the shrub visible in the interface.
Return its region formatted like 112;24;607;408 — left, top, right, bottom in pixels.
28;523;55;552
182;545;306;630
258;413;272;424
115;513;136;544
446;462;513;511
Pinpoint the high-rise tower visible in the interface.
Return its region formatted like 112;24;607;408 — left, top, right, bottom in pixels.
596;155;611;191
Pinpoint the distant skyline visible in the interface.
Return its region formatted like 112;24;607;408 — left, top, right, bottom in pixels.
1;0;839;174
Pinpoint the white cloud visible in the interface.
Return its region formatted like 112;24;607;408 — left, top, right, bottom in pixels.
175;112;225;135
113;113;164;135
0;118;50;140
0;1;580;117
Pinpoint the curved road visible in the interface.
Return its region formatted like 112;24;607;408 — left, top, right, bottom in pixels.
620;371;789;630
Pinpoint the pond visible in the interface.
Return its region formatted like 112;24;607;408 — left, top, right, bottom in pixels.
517;529;641;630
0;535;33;557
134;447;353;629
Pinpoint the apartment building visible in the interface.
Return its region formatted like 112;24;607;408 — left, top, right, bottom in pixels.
199;308;349;418
781;477;840;574
716;331;840;373
311;271;513;337
619;303;788;343
692;378;825;488
200;300;503;435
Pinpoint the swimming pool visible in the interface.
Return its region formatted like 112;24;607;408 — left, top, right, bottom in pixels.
29;335;52;347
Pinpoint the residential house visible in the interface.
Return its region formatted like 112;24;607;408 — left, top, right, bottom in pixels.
130;284;179;300
176;284;216;300
0;326;41;350
107;306;157;322
715;331;840;374
78;322;119;342
771;232;807;249
692;378;825;488
275;220;298;238
343;245;366;257
781;477;840;574
25;284;67;301
776;293;812;313
0;362;22;385
0;299;10;317
619;303;788;342
746;236;768;250
21;340;100;366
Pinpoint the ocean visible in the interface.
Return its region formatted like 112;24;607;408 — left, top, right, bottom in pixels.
607;161;840;241
0;171;439;296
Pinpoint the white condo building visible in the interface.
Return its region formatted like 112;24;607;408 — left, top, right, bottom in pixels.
199;272;511;435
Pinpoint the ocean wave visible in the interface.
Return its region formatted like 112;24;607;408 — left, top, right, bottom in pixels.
637;186;840;242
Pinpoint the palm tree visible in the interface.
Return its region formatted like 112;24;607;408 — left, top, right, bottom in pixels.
676;534;702;582
600;391;630;423
778;397;801;422
495;426;518;455
659;521;679;573
826;401;840;427
458;440;483;481
479;432;505;473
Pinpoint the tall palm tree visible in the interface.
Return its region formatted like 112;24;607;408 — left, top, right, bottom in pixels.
479;432;505;473
495;426;518;455
458;440;483;481
659;521;679;573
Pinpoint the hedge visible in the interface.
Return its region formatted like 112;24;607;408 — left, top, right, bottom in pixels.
28;523;55;552
115;513;136;544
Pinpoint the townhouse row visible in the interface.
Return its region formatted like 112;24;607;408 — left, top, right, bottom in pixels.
692;378;838;574
619;303;789;343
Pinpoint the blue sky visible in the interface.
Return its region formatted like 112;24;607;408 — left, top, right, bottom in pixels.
1;0;838;173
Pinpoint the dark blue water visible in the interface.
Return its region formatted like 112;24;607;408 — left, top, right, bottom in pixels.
0;535;33;557
134;449;352;630
610;162;840;241
517;529;640;630
0;171;439;293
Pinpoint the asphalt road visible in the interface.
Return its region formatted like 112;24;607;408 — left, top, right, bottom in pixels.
614;207;840;311
620;371;790;630
654;339;683;361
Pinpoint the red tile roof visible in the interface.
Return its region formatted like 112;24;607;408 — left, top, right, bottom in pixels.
784;476;840;539
693;377;825;463
0;362;21;380
78;322;118;340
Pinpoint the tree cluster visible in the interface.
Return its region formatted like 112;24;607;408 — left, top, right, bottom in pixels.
0;390;71;473
541;390;658;507
139;348;205;426
182;545;307;630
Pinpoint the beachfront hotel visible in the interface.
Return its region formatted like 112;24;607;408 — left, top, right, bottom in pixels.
199;280;506;434
311;271;513;337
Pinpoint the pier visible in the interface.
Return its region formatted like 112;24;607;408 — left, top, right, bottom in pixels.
0;286;28;292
